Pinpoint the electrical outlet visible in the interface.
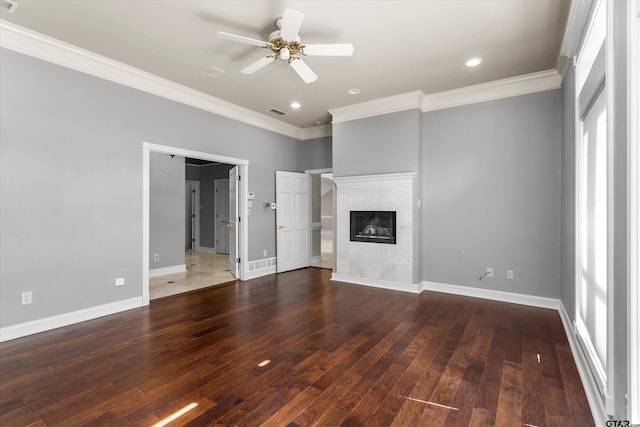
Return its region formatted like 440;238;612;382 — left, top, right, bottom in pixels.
263;249;267;257
21;291;32;305
153;254;160;262
507;270;514;280
115;278;125;287
486;267;494;278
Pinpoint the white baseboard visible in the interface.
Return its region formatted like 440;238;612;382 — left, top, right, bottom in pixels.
0;297;143;342
311;255;323;264
421;280;560;310
245;266;276;280
331;273;422;294
149;264;186;278
558;302;607;426
196;246;217;254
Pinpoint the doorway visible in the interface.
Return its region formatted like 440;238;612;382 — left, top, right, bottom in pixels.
307;169;335;270
142;142;249;305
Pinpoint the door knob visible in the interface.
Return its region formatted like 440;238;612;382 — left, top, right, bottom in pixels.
277;225;286;230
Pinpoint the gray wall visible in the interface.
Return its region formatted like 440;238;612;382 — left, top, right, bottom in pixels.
423;90;562;298
333;110;422;177
150;152;185;268
0;47;302;328
301;136;332;171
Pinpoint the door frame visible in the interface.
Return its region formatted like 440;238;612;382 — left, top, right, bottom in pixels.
142;142;249;305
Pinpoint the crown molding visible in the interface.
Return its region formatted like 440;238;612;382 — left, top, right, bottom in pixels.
329;91;425;124
330;70;561;124
421;69;562;112
0;20;313;140
559;0;597;58
298;124;332;140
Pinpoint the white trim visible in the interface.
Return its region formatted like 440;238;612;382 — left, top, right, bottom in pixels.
332;172;417;189
0;297;143;342
329;71;561;124
605;0;616;414
2;20;562;134
143;142;249;298
421;70;562;112
628;0;640;421
559;302;608;426
560;0;597;57
329;91;424;124
421;280;560;310
0;20;309;140
331;273;422;294
299;125;332;140
149;264;186;278
311;255;323;264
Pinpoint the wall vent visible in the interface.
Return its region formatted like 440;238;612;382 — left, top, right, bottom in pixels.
0;0;19;12
267;108;287;116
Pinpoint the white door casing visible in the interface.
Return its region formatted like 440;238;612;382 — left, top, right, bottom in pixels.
229;166;239;278
276;171;311;273
143;141;248;305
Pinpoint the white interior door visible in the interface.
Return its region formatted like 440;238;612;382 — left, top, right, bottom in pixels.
214;179;229;254
228;166;239;278
276;171;311;273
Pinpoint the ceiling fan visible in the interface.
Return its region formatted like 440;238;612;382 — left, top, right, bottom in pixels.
217;8;354;84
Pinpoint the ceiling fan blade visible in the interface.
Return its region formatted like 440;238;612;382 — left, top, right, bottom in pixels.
289;58;318;84
241;56;275;74
302;43;354;56
217;31;269;47
280;9;304;41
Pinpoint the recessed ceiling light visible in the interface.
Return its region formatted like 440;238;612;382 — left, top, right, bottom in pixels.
465;57;482;67
348;88;360;95
290;102;301;109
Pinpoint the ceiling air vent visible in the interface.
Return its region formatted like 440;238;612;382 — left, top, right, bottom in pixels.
0;0;19;13
200;65;226;78
267;108;287;116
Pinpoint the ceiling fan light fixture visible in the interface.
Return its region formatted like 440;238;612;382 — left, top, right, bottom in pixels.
280;47;290;61
465;57;482;67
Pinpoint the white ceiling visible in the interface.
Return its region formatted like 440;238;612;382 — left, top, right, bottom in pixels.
0;0;571;129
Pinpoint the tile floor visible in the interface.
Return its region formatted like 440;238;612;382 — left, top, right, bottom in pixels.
149;251;237;300
311;230;333;269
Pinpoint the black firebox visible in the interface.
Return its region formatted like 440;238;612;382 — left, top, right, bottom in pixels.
350;211;396;244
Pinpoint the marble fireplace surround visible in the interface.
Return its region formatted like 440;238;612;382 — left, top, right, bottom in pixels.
331;172;420;293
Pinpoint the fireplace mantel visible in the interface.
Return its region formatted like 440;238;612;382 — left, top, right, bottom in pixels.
332;172;419;293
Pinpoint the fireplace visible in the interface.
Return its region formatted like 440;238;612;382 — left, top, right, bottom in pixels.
350;211;396;244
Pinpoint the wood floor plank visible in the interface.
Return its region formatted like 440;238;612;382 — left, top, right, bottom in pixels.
0;268;594;426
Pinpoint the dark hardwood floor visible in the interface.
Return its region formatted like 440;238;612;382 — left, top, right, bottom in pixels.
0;268;593;426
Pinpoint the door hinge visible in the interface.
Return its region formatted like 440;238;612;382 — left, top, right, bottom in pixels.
237;258;241;263
238;217;241;222
238;175;241;181
192;189;196;193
